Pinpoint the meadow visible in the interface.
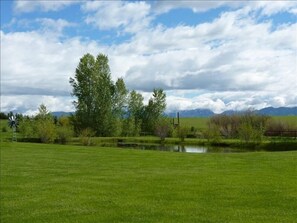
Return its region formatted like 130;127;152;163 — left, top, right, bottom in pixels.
1;142;297;223
178;116;297;130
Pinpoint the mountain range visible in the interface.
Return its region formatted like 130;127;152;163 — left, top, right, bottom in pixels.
52;107;297;118
166;107;297;117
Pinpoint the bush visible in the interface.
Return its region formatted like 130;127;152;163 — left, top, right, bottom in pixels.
2;126;7;132
177;126;189;142
155;118;172;143
18;118;35;138
79;128;95;146
56;126;73;144
36;119;56;143
203;123;222;144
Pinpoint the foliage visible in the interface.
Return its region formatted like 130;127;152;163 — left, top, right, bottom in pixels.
18;117;35;138
155;118;172;143
79;128;95;146
203;123;222;144
56;126;73;144
177;126;189;142
0;112;8;119
35;104;56;143
208;111;269;141
2;126;7;132
265;118;297;137
55;116;73;144
70;53;130;136
142;89;167;134
70;53;167;137
123;90;144;136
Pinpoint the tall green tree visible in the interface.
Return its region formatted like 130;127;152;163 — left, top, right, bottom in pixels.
69;53;96;133
111;78;128;135
123;90;144;136
142;89;166;134
70;53;129;136
92;54;115;136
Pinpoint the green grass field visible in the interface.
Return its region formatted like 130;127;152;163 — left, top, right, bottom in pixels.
1;142;296;222
178;116;297;130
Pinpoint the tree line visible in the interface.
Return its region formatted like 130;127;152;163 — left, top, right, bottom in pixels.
2;52;296;144
3;53;168;142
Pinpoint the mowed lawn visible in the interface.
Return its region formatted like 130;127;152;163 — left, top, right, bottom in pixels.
1;143;297;223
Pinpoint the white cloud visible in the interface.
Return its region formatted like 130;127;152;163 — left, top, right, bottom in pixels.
1;95;74;115
253;1;297;16
152;1;242;14
2;2;297;114
152;1;297;16
82;1;151;33
36;18;76;34
1;29;105;112
14;0;78;13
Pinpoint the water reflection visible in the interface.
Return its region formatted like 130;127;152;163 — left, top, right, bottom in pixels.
118;143;243;153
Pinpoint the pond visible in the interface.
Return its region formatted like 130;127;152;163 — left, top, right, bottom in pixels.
117;143;246;153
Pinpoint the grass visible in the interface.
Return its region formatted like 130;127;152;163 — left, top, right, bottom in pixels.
178;116;297;130
178;117;209;130
1;142;297;222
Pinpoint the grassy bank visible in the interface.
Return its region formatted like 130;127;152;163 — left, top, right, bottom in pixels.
1;142;296;222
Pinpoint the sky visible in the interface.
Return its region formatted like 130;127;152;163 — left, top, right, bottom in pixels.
1;0;297;115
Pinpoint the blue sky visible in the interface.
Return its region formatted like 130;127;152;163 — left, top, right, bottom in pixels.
1;1;297;114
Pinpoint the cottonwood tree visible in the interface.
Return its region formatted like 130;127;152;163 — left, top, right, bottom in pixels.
142;89;166;134
123;90;144;136
70;53;127;136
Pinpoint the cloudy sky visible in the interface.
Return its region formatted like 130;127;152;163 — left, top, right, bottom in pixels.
1;1;297;114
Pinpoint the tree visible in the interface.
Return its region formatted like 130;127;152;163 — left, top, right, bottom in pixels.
177;126;189;142
142;89;166;134
69;53;96;133
111;78;128;136
35;104;56;143
123;90;144;136
155;118;171;143
70;53;119;136
18;116;35;138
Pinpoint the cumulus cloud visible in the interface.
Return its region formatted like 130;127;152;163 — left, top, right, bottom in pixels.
1;28;105;112
1;1;297;114
152;1;297;16
13;0;78;13
122;10;296;93
82;1;152;33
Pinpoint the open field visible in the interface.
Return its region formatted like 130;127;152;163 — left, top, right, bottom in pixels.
178;116;297;130
1;142;297;223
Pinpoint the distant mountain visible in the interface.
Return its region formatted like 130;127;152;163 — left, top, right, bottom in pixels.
167;107;297;117
51;107;296;118
256;107;297;116
167;109;214;117
51;111;73;117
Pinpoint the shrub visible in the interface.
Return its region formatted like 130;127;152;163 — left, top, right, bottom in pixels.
155;118;172;143
35;119;56;143
177;126;189;142
2;126;7;132
203;123;221;144
79;128;95;146
56;126;73;144
18;118;35;138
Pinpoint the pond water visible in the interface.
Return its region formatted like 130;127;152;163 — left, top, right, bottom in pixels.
117;143;245;153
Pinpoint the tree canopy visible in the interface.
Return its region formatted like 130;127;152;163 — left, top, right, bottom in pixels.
70;53;167;137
